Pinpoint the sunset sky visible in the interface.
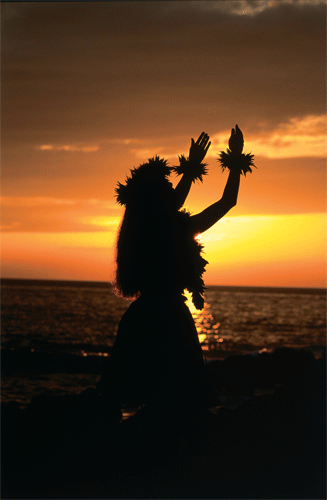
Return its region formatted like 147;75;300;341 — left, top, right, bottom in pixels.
2;0;326;287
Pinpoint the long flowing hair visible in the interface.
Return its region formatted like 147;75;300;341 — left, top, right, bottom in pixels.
113;157;207;309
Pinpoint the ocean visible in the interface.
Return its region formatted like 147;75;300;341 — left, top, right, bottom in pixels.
1;279;326;409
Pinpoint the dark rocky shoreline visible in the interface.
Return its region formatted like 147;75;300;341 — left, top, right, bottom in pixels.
2;348;326;499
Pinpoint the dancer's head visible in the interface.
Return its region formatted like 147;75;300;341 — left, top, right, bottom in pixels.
116;156;176;212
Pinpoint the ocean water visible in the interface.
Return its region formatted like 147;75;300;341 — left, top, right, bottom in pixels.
1;279;326;408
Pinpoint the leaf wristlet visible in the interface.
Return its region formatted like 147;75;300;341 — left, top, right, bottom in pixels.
218;124;256;176
173;154;208;183
218;150;256;176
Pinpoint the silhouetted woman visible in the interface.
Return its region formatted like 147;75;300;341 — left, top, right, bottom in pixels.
98;126;255;411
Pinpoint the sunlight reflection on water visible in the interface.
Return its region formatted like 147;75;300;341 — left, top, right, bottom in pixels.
184;288;326;355
184;291;223;351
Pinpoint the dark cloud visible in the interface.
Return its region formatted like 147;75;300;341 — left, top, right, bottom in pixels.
3;1;325;148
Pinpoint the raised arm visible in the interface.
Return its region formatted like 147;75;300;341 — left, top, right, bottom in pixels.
190;168;241;234
174;132;211;210
190;124;251;235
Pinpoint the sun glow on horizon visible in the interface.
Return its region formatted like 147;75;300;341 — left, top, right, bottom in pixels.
198;212;326;287
1;213;326;288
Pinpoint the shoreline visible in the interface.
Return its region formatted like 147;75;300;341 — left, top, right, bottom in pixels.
2;347;326;409
1;345;325;378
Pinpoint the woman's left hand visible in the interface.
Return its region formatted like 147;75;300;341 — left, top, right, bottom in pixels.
189;132;211;163
228;125;244;154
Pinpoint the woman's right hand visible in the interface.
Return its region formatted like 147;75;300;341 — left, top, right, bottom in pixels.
189;132;211;163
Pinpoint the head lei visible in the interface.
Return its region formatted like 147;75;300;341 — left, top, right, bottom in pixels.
116;156;173;206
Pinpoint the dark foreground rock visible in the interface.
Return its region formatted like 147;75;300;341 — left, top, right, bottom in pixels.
1;349;326;499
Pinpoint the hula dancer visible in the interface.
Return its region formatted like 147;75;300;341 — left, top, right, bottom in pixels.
98;126;255;413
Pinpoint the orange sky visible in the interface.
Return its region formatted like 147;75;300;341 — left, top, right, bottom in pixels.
2;1;326;287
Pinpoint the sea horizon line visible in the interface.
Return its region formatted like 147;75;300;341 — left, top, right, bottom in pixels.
2;278;326;295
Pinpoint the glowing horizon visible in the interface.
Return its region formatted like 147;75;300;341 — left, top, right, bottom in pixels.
2;213;325;288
